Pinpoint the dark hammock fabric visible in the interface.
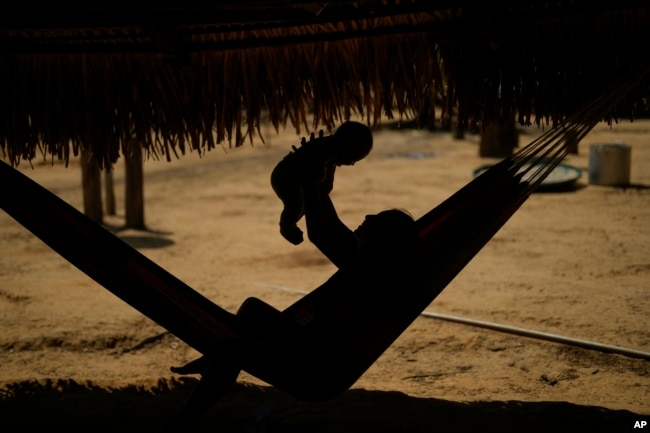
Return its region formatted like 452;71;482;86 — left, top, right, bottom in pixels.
0;124;571;403
232;158;530;401
0;160;243;356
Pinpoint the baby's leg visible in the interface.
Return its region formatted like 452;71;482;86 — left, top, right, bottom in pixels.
274;188;305;245
271;166;305;244
279;190;304;225
278;191;305;245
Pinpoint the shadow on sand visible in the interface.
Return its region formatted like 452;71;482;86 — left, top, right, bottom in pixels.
0;378;645;433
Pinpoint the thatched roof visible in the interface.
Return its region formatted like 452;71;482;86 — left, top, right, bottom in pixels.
1;1;649;167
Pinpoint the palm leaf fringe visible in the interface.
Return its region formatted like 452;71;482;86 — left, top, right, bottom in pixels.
0;5;649;167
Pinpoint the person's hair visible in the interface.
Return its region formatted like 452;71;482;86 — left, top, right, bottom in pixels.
375;209;418;251
333;121;373;162
357;209;418;258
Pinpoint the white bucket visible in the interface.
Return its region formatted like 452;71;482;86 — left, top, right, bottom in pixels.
588;143;631;186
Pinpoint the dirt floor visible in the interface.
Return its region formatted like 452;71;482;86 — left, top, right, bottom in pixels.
0;119;648;432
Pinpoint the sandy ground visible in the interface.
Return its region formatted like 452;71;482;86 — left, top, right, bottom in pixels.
0;120;648;432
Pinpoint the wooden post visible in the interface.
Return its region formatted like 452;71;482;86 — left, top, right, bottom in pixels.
479;116;518;158
125;144;145;229
80;149;103;223
104;167;116;216
452;116;465;140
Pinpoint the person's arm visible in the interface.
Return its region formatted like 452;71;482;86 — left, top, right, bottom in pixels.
303;181;360;269
320;164;335;193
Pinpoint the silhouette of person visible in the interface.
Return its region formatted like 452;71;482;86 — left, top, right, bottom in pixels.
302;176;417;269
271;121;373;245
247;175;418;333
171;175;418;378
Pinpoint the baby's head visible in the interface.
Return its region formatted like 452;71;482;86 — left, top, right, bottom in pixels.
331;121;373;166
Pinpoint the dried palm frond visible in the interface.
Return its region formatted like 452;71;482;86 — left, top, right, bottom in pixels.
0;3;648;167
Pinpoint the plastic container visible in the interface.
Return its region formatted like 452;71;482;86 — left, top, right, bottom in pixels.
588;142;631;186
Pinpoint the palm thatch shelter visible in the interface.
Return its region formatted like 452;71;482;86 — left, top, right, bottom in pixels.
1;1;649;169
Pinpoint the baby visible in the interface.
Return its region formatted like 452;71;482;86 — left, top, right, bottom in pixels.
271;121;373;245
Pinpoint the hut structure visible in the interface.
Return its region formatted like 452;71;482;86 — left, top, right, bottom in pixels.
1;1;649;169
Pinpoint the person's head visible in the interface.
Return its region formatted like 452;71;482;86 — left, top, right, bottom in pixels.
331;121;373;166
354;209;418;255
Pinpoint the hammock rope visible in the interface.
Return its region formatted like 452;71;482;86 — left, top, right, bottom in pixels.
509;61;650;191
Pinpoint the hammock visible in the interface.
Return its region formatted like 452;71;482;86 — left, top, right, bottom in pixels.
229;120;598;402
0;122;589;418
0;69;644;423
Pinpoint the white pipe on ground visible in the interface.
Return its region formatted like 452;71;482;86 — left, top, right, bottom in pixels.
252;282;650;361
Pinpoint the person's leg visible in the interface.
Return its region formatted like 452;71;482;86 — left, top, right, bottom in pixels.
279;200;304;245
237;297;300;340
271;167;305;244
166;352;240;431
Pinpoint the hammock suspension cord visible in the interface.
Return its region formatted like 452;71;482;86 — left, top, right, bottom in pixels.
508;61;650;192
